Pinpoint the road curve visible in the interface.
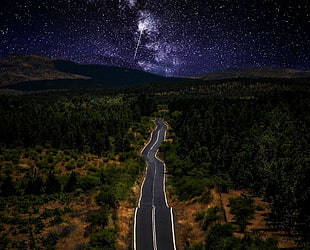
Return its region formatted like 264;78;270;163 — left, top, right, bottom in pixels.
134;118;176;250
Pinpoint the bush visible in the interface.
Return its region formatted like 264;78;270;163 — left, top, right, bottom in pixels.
95;187;117;208
228;196;256;232
41;233;60;250
78;176;101;191
41;208;61;219
34;145;43;153
202;206;222;231
205;223;238;250
0;233;10;249
86;208;109;227
89;228;116;249
65;160;76;171
50;215;63;225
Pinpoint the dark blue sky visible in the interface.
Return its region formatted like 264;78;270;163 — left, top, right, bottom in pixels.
1;0;309;76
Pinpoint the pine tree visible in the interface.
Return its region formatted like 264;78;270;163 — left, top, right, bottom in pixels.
1;175;16;196
45;171;61;194
63;171;77;193
25;169;44;195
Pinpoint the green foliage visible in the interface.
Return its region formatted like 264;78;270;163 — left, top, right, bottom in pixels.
240;230;278;250
63;171;77;193
88;228;116;250
40;208;61;219
166;91;310;245
0;233;10;250
45;171;61;194
205;223;236;250
40;233;60;250
78;175;101;191
50;215;63;225
25;173;44;195
0;94;153;155
202;206;222;231
205;224;278;249
86;207;110;227
95;187;118;208
228;196;256;232
0;176;16;196
34;145;43;153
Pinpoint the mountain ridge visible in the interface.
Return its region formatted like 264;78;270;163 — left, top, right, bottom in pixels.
0;54;91;87
0;54;188;91
195;67;310;80
1;54;310;91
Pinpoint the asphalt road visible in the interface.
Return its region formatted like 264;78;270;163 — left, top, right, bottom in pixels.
134;119;176;250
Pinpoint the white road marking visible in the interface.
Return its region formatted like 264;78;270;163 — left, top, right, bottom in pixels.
135;120;176;250
163;163;169;207
140;122;158;155
135;121;159;250
152;206;158;250
137;164;147;208
149;130;160;153
170;207;177;250
152;160;157;206
133;208;138;250
155;149;169;208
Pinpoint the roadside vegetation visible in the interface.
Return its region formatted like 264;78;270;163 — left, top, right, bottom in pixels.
1;77;309;249
160;86;310;249
0;92;155;249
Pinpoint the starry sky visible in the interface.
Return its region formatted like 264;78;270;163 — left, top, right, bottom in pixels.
1;0;309;77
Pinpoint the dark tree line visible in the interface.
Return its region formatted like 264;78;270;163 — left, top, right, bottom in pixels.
0;92;155;155
165;90;310;246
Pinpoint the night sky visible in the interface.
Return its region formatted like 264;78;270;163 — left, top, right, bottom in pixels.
1;0;309;77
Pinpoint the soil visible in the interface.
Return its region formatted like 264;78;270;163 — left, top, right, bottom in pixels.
169;188;297;249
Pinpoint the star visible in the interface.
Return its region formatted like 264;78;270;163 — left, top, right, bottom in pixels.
0;0;309;76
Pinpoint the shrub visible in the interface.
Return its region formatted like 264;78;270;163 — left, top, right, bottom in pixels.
89;228;116;249
95;188;117;208
228;196;256;232
65;160;76;171
205;223;238;250
50;215;63;225
41;233;60;250
86;207;109;227
202;206;222;231
78;175;101;191
34;145;43;153
0;233;10;249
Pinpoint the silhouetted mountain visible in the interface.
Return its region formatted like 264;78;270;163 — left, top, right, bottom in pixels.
53;60;182;87
2;54;309;92
0;54;188;91
0;54;90;87
195;67;310;80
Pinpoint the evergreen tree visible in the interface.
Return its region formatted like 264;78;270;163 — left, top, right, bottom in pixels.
1;175;16;196
63;171;77;193
229;196;256;232
45;171;61;194
25;169;44;195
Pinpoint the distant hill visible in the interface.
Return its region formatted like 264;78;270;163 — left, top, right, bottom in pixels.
0;54;187;91
195;67;310;80
2;54;309;92
0;54;90;87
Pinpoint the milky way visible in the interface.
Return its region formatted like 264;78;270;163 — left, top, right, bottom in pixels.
1;0;309;76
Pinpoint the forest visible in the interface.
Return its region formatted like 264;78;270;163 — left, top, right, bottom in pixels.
161;88;310;248
0;91;156;249
0;77;309;249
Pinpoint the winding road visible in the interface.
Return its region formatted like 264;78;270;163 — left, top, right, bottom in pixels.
133;119;176;250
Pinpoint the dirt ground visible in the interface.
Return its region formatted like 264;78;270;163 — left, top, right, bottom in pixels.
169;188;297;249
221;190;297;249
